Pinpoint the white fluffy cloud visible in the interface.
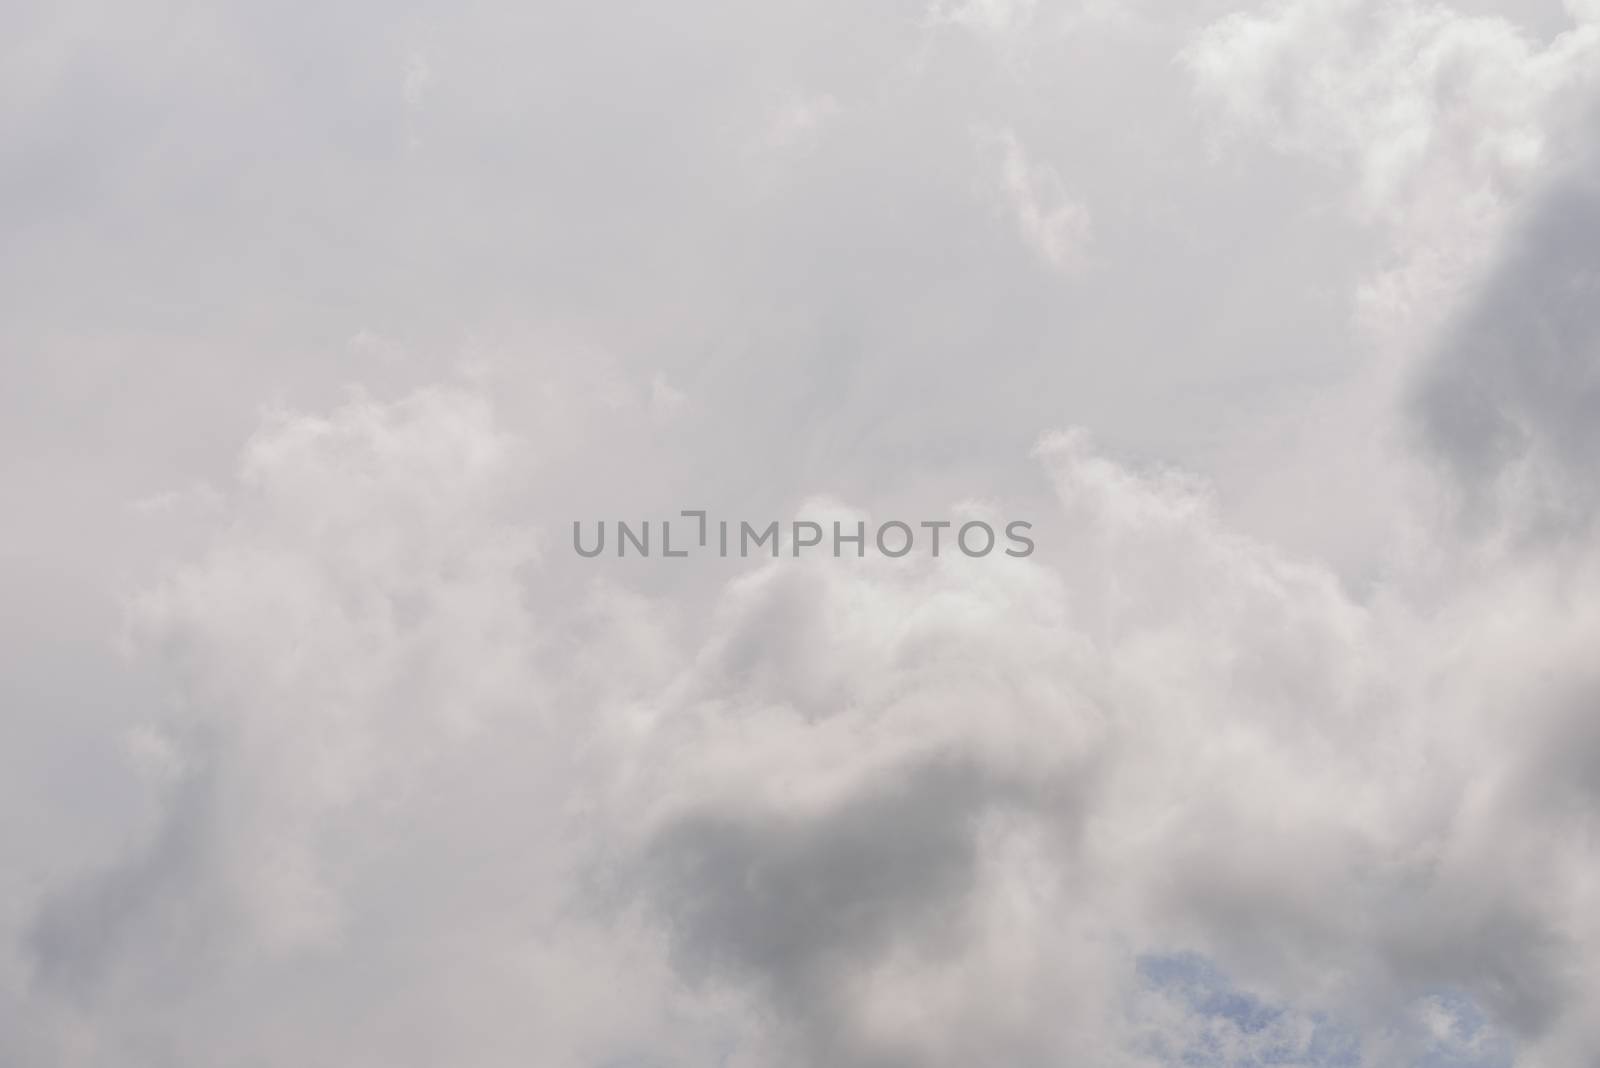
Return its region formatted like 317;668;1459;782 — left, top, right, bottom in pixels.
1185;0;1600;348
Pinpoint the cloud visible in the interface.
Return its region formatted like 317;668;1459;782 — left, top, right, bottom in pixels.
13;369;1600;1065
757;93;841;154
8;2;1600;1066
26;385;539;987
988;128;1092;271
612;420;1600;1066
928;0;1039;36
403;52;432;108
1410;156;1600;539
1185;0;1600;349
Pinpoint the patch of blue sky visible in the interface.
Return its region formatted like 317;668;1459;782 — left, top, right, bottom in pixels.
1136;953;1514;1068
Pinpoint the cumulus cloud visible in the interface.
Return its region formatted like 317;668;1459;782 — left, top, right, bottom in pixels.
6;362;1600;1065
30;387;534;981
1185;0;1600;349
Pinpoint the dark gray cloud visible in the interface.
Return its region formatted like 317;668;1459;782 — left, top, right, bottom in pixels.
1412;147;1600;538
27;765;214;1002
641;758;1029;1067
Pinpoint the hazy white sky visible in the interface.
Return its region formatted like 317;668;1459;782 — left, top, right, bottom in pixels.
5;1;1600;1065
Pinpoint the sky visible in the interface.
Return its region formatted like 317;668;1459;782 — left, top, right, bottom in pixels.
4;0;1600;1065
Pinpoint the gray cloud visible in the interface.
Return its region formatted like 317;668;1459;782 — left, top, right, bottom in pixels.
640;758;1040;1067
1412;158;1600;538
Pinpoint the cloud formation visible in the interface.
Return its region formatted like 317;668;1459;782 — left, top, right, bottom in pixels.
6;1;1600;1067
7;359;1600;1065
